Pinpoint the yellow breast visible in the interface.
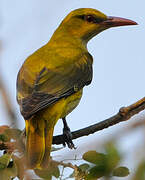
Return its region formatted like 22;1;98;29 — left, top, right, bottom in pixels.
40;89;83;125
62;89;83;118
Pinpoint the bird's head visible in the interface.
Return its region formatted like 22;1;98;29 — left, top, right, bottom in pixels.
60;8;137;42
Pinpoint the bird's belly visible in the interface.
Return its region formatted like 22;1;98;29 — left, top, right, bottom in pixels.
41;89;83;125
61;89;83;118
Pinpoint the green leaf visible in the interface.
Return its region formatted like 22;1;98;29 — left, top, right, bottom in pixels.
79;163;90;171
52;166;60;178
105;142;121;171
87;165;106;179
34;163;60;179
0;134;9;142
68;164;90;179
0;161;17;180
113;166;130;177
35;169;52;180
83;151;106;166
0;154;11;169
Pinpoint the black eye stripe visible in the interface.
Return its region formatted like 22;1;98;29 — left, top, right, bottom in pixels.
93;18;104;23
78;15;104;24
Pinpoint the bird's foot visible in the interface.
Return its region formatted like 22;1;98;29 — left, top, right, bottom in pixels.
62;117;76;149
63;127;76;149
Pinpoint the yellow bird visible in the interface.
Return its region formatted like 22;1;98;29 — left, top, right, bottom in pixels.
16;8;137;169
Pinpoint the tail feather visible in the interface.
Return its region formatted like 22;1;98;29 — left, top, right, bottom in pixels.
25;116;55;169
25;117;45;169
41;124;54;168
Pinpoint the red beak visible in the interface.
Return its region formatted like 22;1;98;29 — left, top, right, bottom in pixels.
102;16;138;27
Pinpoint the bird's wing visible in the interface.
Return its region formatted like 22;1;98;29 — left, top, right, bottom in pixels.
17;52;93;119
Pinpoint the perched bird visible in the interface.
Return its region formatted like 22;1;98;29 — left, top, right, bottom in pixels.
16;8;137;169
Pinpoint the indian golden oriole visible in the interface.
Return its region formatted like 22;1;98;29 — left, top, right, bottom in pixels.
16;8;137;169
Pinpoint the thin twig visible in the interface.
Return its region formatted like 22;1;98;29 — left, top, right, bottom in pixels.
59;166;65;180
53;97;145;145
51;159;77;170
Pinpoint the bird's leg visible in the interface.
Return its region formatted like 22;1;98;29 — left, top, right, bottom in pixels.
62;117;76;149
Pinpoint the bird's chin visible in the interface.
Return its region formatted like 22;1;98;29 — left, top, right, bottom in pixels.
101;16;138;28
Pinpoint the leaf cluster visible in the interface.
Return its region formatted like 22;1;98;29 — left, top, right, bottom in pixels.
0;126;145;180
0;126;25;180
68;142;129;180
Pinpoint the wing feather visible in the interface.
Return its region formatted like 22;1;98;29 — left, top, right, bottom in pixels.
17;53;93;119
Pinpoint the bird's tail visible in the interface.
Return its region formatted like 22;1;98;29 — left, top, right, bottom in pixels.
25;116;45;169
40;121;54;168
25;115;54;169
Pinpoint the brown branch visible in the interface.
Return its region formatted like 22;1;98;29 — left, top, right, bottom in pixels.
0;97;145;152
53;97;145;145
51;159;77;170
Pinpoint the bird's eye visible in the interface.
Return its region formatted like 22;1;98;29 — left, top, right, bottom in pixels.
78;15;104;24
84;15;95;23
